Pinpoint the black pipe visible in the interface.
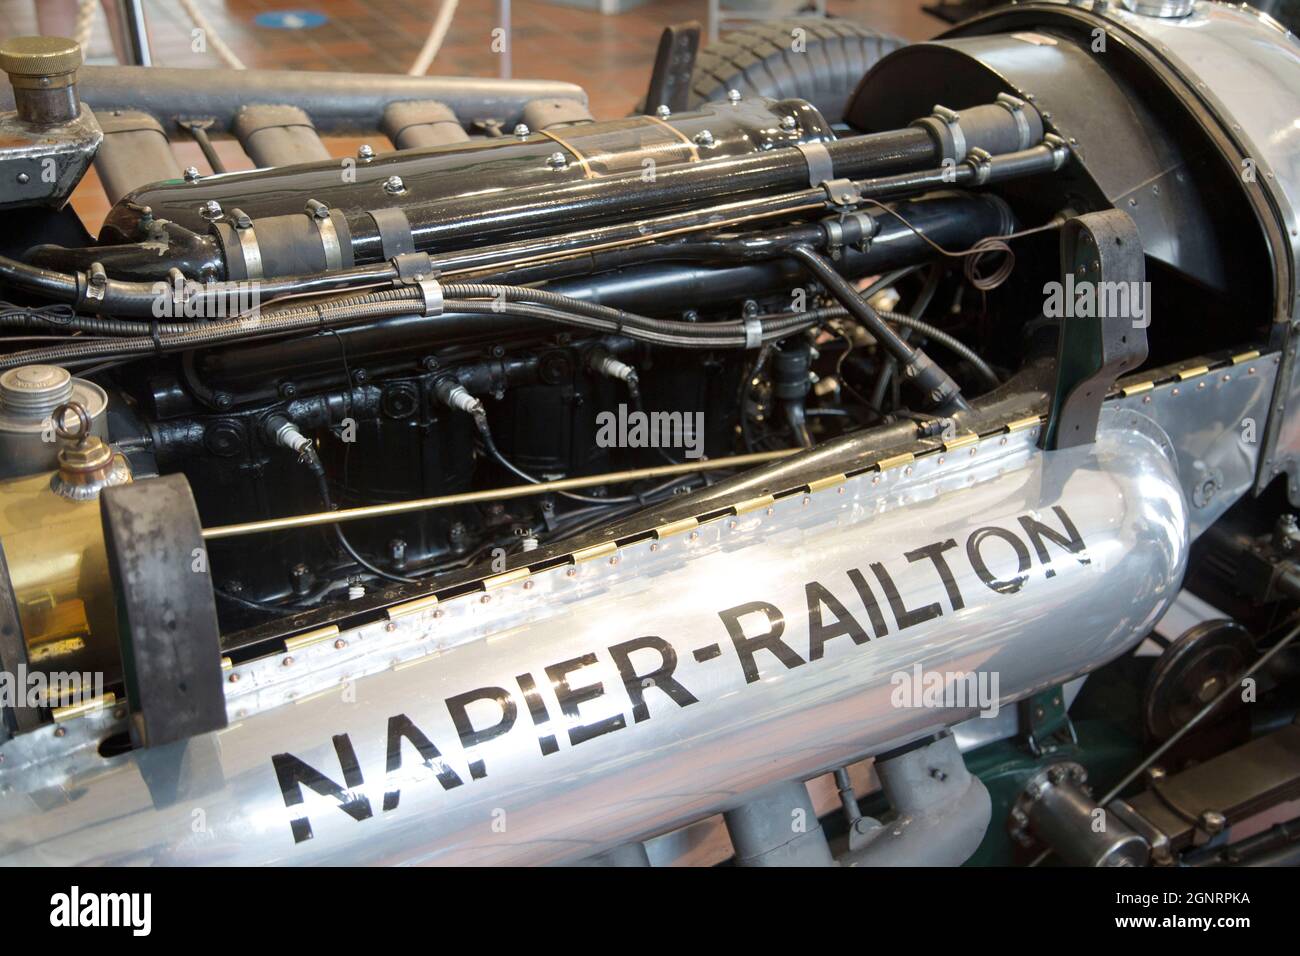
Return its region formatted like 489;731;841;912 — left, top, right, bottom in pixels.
188;193;1013;386
788;244;970;414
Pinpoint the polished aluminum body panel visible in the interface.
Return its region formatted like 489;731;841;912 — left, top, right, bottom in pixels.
0;409;1187;866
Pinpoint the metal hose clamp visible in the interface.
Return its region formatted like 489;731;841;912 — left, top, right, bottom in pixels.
230;207;263;279
307;200;343;271
794;140;834;189
995;93;1034;150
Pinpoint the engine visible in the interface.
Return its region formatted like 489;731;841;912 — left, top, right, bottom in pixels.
0;0;1298;869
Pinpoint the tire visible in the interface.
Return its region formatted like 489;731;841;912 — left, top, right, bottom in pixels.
686;18;906;125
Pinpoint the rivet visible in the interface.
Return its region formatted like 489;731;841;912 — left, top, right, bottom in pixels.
228;672;240;683
335;639;348;649
283;656;294;667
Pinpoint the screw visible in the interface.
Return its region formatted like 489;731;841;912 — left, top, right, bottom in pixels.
547;151;568;169
727;89;742;104
693;129;715;147
183;166;201;182
357;144;375;160
929;767;948;782
16;172;29;184
780;114;798;131
383;175;405;195
513;123;530;138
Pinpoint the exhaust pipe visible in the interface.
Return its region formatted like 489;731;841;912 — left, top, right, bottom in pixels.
0;409;1187;865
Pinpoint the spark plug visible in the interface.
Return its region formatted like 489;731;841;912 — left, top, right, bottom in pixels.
435;378;485;418
589;348;637;386
264;414;323;473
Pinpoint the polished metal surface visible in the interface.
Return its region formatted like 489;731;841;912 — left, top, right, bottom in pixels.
0;409;1188;865
1114;355;1277;538
1075;0;1300;500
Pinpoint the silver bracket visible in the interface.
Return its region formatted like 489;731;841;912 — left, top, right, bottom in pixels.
821;178;862;207
794;140;834;190
966;147;994;186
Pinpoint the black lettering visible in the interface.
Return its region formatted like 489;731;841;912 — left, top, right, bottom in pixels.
871;562;942;630
905;539;965;610
607;636;699;723
516;672;559;756
967;526;1031;594
545;654;627;745
718;600;805;683
846;568;889;637
272;734;373;844
806;580;869;661
1018;506;1090;579
445;686;518;779
383;714;464;811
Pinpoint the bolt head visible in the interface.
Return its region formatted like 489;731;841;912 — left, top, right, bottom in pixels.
383;175;405;195
513;123;530;138
201;199;223;220
655;104;671;119
357;144;375;160
183;166;201;182
1200;810;1227;834
779;114;798;131
693;129;715;148
547;151;568;169
727;89;742;103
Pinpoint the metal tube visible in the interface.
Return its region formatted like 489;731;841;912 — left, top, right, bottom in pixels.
200;449;799;540
724;781;835;866
0;65;588;136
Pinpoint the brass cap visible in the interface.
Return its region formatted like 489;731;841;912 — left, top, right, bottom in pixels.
0;36;82;78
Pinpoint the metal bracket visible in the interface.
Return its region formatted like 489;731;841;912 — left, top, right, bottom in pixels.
1043;209;1149;450
795;140;834;189
1019;685;1077;757
821;178;862;208
643;21;702;115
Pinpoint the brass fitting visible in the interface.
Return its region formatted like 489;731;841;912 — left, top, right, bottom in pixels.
0;35;83;126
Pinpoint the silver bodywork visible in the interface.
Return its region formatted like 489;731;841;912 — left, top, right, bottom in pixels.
0;408;1188;865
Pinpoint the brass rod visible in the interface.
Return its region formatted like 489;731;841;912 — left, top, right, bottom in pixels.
201;448;799;540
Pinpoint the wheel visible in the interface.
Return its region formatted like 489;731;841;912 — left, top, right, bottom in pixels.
686;18;907;124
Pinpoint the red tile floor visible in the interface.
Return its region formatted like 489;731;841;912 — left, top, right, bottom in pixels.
0;0;943;230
